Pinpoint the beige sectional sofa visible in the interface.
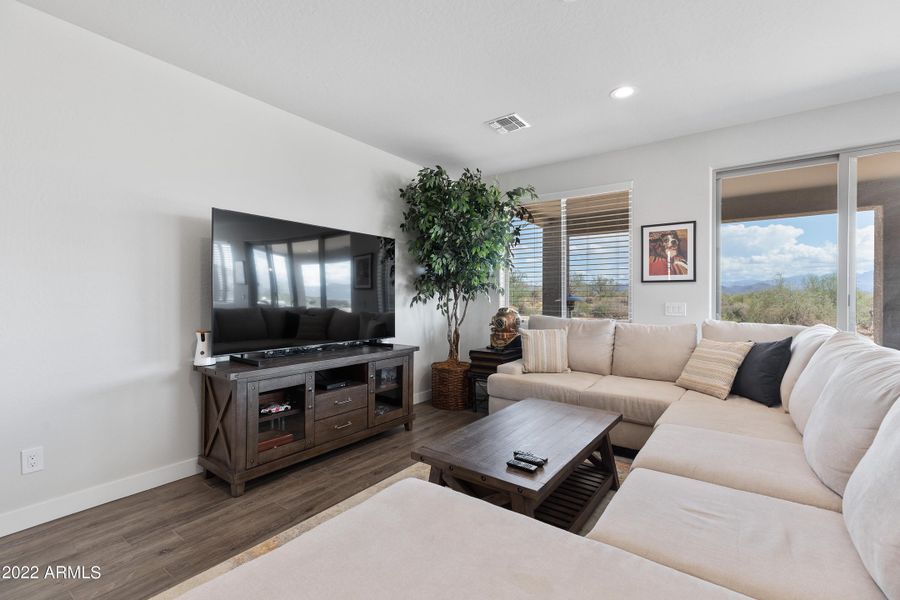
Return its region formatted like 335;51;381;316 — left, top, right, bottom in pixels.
487;316;829;449
588;329;900;600
181;321;900;599
180;478;749;600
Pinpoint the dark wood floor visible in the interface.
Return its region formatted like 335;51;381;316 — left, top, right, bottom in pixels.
0;403;480;600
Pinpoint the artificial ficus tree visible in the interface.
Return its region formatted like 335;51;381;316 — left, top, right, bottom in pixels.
400;166;535;362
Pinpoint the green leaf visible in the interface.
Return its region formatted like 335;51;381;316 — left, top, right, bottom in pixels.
399;166;536;357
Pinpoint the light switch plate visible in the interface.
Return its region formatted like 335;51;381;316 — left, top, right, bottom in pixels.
664;302;687;317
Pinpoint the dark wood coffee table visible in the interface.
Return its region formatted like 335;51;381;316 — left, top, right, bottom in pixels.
411;398;622;532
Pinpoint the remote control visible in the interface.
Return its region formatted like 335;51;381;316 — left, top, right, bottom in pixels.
506;459;539;473
514;450;548;464
513;453;546;466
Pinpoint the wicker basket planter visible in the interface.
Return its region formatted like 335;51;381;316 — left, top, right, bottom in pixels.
431;360;471;410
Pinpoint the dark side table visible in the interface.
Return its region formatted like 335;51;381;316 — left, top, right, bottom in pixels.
467;344;523;413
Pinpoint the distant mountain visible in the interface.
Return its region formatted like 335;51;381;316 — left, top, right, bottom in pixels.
720;280;773;294
857;272;875;293
302;283;352;301
722;272;874;295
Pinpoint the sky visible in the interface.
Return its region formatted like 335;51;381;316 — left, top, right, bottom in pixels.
721;210;875;285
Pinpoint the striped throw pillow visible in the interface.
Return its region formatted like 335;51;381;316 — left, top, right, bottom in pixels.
521;329;570;374
676;339;754;399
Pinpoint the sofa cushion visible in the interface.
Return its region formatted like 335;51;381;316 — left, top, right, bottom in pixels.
495;359;524;376
297;308;333;340
588;469;885;600
497;358;525;375
328;308;360;341
803;343;900;495
214;307;268;343
359;311;394;339
529;316;616;375
781;324;837;412
486;371;601;404
656;391;802;443
581;376;686;426
675;339;753;400
179;478;745;600
789;332;873;433
634;424;841;511
284;309;304;337
525;315;569;330
521;329;569;373
843;400;900;600
260;308;289;338
730;337;792;407
701;319;804;343
611;322;697;382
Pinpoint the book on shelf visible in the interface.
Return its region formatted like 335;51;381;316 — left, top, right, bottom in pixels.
469;354;520;365
470;343;521;353
470;347;521;359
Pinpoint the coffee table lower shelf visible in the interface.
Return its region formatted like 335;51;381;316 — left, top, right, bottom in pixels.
534;462;613;532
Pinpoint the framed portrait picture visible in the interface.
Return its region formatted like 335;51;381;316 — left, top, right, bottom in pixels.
641;221;696;282
353;253;373;289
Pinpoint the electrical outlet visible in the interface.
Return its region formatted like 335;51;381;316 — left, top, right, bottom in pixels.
21;447;44;474
664;302;687;317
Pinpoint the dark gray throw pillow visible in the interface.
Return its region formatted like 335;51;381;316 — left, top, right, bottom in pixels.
731;336;793;407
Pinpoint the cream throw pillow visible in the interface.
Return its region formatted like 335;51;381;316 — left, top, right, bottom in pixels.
803;343;900;496
843;400;900;599
789;332;872;433
675;339;753;399
521;329;569;374
780;324;837;413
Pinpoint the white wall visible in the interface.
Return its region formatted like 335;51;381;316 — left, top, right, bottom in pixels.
494;92;900;325
0;0;491;536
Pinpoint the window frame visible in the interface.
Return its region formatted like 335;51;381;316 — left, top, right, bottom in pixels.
713;141;900;332
502;181;634;321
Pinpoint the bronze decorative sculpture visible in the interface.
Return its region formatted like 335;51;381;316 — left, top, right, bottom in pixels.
489;307;521;349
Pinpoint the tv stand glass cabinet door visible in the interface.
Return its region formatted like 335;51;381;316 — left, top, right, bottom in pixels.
246;372;315;469
369;356;410;427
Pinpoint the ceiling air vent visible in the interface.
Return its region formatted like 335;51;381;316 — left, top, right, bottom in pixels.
486;113;531;134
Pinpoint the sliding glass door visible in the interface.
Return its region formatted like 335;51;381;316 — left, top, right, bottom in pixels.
716;144;900;348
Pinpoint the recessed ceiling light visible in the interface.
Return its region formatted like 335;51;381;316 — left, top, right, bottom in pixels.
609;86;636;100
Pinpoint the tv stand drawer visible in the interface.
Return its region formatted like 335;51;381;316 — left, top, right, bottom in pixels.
315;408;367;445
314;383;368;420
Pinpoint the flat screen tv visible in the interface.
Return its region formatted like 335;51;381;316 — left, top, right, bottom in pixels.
211;208;395;358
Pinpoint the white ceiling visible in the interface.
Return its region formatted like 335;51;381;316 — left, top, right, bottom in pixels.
19;0;900;174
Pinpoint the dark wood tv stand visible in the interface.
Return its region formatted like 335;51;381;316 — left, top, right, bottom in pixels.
196;344;417;496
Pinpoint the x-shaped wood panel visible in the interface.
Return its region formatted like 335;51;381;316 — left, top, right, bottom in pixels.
203;377;232;465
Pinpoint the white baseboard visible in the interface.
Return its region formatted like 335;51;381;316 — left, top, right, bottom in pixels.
0;458;202;538
5;390;433;537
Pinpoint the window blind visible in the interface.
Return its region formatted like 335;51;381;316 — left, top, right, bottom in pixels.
566;192;631;319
